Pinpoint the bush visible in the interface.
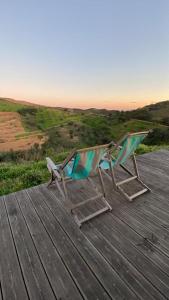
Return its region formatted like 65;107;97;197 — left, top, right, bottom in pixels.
21;170;44;187
145;128;169;145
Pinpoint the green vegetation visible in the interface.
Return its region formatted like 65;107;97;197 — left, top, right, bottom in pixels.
1;98;169;196
1;143;168;196
136;144;169;155
0;150;69;196
0;98;27;111
0;161;49;195
18;106;83;131
124;100;169;122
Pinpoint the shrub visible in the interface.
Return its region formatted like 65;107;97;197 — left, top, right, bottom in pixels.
145;128;169;145
21;170;44;187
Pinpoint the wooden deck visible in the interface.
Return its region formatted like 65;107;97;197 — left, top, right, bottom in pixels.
1;150;169;300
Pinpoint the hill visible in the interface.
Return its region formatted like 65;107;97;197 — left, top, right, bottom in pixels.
145;101;169;123
0;99;46;151
124;100;169;123
0;97;43;110
0;97;168;153
1;97;169;196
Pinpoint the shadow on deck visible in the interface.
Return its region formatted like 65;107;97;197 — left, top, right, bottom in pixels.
1;150;169;300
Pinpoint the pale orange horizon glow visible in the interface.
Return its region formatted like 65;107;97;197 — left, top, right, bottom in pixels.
2;93;168;111
1;84;169;111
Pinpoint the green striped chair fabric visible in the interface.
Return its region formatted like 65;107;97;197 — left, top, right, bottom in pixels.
100;132;148;169
70;147;107;179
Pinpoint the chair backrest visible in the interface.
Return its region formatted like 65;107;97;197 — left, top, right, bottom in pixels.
111;131;149;166
70;144;109;180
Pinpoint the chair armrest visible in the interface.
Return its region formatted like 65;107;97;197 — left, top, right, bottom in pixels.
46;157;61;179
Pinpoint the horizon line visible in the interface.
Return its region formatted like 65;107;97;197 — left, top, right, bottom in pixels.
1;96;168;112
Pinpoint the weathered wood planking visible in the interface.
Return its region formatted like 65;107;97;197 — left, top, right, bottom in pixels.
0;283;2;300
85;214;169;298
0;197;29;300
27;187;111;300
67;188;169;300
74;196;169;299
4;193;56;300
17;190;83;300
39;185;139;299
30;185;137;300
1;150;169;299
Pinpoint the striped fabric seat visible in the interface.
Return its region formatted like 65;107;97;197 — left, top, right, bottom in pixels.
70;147;107;180
54;147;107;179
46;144;112;227
100;131;151;202
100;133;146;169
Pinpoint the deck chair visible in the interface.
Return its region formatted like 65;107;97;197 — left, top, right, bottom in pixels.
46;144;112;227
100;131;151;201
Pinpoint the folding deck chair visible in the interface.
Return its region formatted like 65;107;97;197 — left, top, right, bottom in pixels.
46;144;112;227
100;131;151;201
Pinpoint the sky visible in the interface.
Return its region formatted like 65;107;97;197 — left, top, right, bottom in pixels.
0;0;169;110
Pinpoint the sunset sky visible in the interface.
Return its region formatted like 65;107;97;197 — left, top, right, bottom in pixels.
0;0;169;110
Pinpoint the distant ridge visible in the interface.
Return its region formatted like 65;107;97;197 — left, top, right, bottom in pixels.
0;97;44;107
0;97;169;114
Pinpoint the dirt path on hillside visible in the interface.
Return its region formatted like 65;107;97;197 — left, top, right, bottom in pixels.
0;112;46;152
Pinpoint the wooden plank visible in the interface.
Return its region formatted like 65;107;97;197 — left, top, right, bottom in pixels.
32;185;138;300
116;201;169;253
73;189;169;300
100;153;169;255
117;207;169;255
89;212;169;298
78;183;169;299
4;193;56;300
0;197;29;300
16;190;83;300
1;150;169;300
82;222;166;300
111;212;169;274
0;282;2;300
142;193;169;226
138;199;169;231
27;187;111;300
101;209;169;275
0;285;2;300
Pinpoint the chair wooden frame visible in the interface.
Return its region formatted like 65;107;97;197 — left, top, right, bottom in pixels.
102;132;151;201
46;144;112;227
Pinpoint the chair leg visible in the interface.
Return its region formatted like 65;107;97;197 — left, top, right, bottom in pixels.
47;171;66;199
120;156;151;192
60;171;68;200
88;176;112;211
47;171;56;187
98;167;106;197
132;153;140;178
70;175;112;227
108;162;118;191
55;178;66;199
47;177;54;187
103;157;151;201
118;185;132;201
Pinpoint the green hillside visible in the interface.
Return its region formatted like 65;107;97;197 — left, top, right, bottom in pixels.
125;100;169;123
0;98;27;111
0;97;168;150
146;101;169;120
1;97;169;196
